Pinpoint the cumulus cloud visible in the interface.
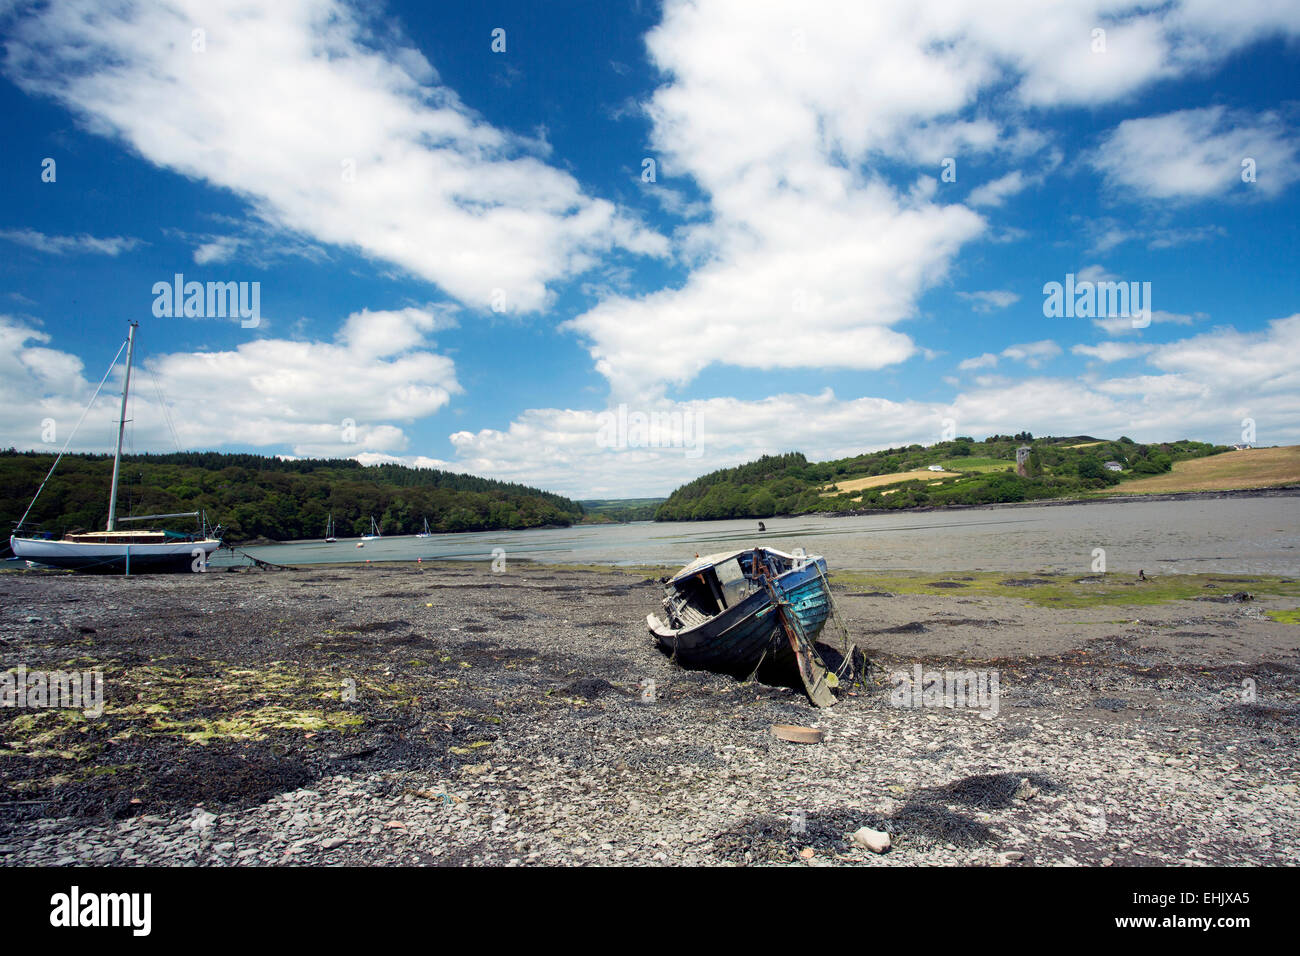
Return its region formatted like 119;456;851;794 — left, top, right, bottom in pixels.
961;340;1062;371
1072;341;1155;362
957;290;1021;312
967;172;1028;208
1092;106;1300;200
562;1;1300;399
431;315;1300;495
958;353;1000;371
2;0;666;313
1093;309;1204;335
0;310;460;459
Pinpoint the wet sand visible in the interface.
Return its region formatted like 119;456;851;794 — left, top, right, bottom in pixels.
2;563;1298;866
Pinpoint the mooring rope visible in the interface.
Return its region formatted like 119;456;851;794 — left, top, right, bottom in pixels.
218;545;296;571
814;562;867;684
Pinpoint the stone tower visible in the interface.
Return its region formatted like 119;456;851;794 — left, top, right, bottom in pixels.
1015;445;1032;477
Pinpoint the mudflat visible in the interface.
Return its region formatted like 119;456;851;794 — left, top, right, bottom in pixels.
1;562;1298;866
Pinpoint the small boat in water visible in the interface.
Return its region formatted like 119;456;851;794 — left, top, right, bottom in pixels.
324;514;337;543
648;547;839;706
361;516;381;541
9;322;221;573
415;517;432;538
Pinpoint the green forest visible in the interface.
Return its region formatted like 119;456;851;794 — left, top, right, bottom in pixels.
654;435;1229;521
1;450;585;543
578;498;665;523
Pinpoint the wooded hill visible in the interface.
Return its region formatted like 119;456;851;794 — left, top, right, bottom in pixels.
654;435;1228;521
1;450;584;543
578;498;665;523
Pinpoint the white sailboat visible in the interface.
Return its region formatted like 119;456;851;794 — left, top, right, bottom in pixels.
416;517;432;538
361;516;381;541
324;514;337;543
9;322;222;574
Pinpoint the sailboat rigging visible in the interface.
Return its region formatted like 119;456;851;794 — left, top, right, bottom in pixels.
9;321;222;573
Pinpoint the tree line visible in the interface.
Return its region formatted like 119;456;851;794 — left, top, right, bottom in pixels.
1;449;584;543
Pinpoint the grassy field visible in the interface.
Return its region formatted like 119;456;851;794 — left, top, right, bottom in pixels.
832;569;1300;608
1100;445;1300;494
936;456;1012;473
822;469;961;495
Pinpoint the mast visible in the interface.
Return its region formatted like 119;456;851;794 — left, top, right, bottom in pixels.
106;321;138;531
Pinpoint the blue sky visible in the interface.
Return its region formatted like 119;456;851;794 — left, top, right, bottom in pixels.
1;0;1298;497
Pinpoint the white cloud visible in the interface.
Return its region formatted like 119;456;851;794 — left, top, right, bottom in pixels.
10;309;1297;498
1000;340;1062;367
2;0;666;313
1093;309;1204;335
1072;341;1155;362
967;172;1027;208
0;310;460;460
1092;106;1300;200
429;315;1300;495
562;1;1300;399
957;290;1021;312
958;352;1000;371
0;229;143;256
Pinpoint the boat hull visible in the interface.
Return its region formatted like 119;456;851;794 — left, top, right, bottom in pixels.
649;557;831;677
10;535;221;574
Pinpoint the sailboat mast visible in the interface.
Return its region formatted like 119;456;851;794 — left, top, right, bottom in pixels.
106;321;138;532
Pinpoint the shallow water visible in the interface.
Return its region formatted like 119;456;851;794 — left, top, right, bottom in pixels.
214;495;1300;575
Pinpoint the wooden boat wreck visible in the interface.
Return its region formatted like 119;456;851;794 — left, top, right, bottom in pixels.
648;546;840;706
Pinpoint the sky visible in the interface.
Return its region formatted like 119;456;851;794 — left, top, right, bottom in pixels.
0;0;1297;499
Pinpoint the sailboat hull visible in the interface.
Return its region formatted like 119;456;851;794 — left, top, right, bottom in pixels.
10;536;221;574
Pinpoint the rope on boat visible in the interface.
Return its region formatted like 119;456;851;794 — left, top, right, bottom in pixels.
744;645;770;683
219;545;297;571
14;339;129;533
814;562;869;686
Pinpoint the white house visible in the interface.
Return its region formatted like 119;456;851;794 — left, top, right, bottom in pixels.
1104;461;1123;472
927;464;944;472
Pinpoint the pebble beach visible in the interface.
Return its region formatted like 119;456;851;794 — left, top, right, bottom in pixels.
2;561;1298;866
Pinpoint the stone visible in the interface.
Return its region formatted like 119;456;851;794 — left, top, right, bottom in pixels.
852;827;891;853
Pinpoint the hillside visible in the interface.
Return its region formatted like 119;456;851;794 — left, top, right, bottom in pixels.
578;498;665;523
1;450;584;544
655;436;1230;521
1099;445;1300;494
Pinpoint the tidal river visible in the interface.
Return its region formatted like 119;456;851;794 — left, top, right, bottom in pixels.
216;494;1300;576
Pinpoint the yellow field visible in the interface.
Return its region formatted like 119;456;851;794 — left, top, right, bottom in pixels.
822;469;960;496
1067;440;1104;448
1101;446;1300;494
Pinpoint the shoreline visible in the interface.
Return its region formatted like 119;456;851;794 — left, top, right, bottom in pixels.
132;486;1300;553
